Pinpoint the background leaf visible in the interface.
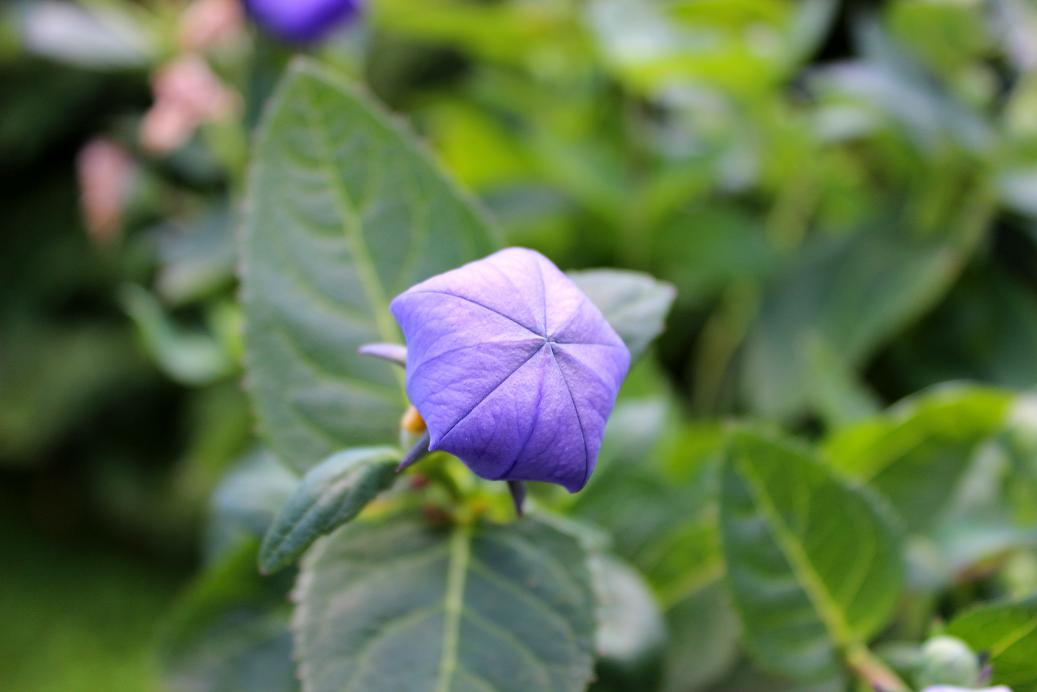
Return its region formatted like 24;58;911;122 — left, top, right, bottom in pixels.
591;554;667;692
823;385;1015;533
161;540;298;692
569;269;676;361
163;454;304;691
947;595;1037;691
259;446;399;574
661;580;740;692
293;513;596;692
242;59;498;473
720;429;904;681
206;450;297;562
18;1;154;70
571;399;737;691
120;285;235;387
738;213;990;421
884;268;1037;392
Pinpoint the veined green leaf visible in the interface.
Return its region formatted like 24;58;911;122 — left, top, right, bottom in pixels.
720;429;904;681
947;595;1037;691
568;270;676;362
259;446;399;574
293;513;596;692
242;59;498;473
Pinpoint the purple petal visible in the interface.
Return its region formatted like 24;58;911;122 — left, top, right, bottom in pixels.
244;0;362;44
390;248;630;492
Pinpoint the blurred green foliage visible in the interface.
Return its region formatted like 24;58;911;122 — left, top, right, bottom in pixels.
3;0;1037;689
0;503;184;691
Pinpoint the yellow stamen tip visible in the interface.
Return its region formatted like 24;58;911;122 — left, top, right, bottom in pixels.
401;405;427;434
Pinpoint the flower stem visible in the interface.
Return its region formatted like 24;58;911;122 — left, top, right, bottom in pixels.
846;644;909;692
397;431;431;472
507;481;526;517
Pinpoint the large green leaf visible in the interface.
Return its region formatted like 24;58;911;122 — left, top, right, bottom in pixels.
947;595;1037;691
259;446;399;574
294;513;596;692
720;429;904;681
242;59;498;473
823;385;1015;533
568;269;676;362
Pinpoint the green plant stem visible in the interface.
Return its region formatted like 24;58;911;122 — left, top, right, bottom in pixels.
422;454;467;503
846;644;909;692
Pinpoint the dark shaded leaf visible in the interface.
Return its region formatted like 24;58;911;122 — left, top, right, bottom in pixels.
161;540;297;692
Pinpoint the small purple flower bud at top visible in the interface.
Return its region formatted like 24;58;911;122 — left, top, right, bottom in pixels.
390;248;631;493
243;0;362;44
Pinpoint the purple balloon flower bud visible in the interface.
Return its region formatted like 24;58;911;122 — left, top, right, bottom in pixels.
390;248;631;492
244;0;362;44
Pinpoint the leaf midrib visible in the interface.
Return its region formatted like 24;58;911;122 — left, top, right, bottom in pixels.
436;523;472;692
736;456;857;652
300;73;405;396
990;612;1037;660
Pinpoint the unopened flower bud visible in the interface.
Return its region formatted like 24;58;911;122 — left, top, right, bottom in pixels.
916;636;981;689
390;248;630;492
243;0;363;44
